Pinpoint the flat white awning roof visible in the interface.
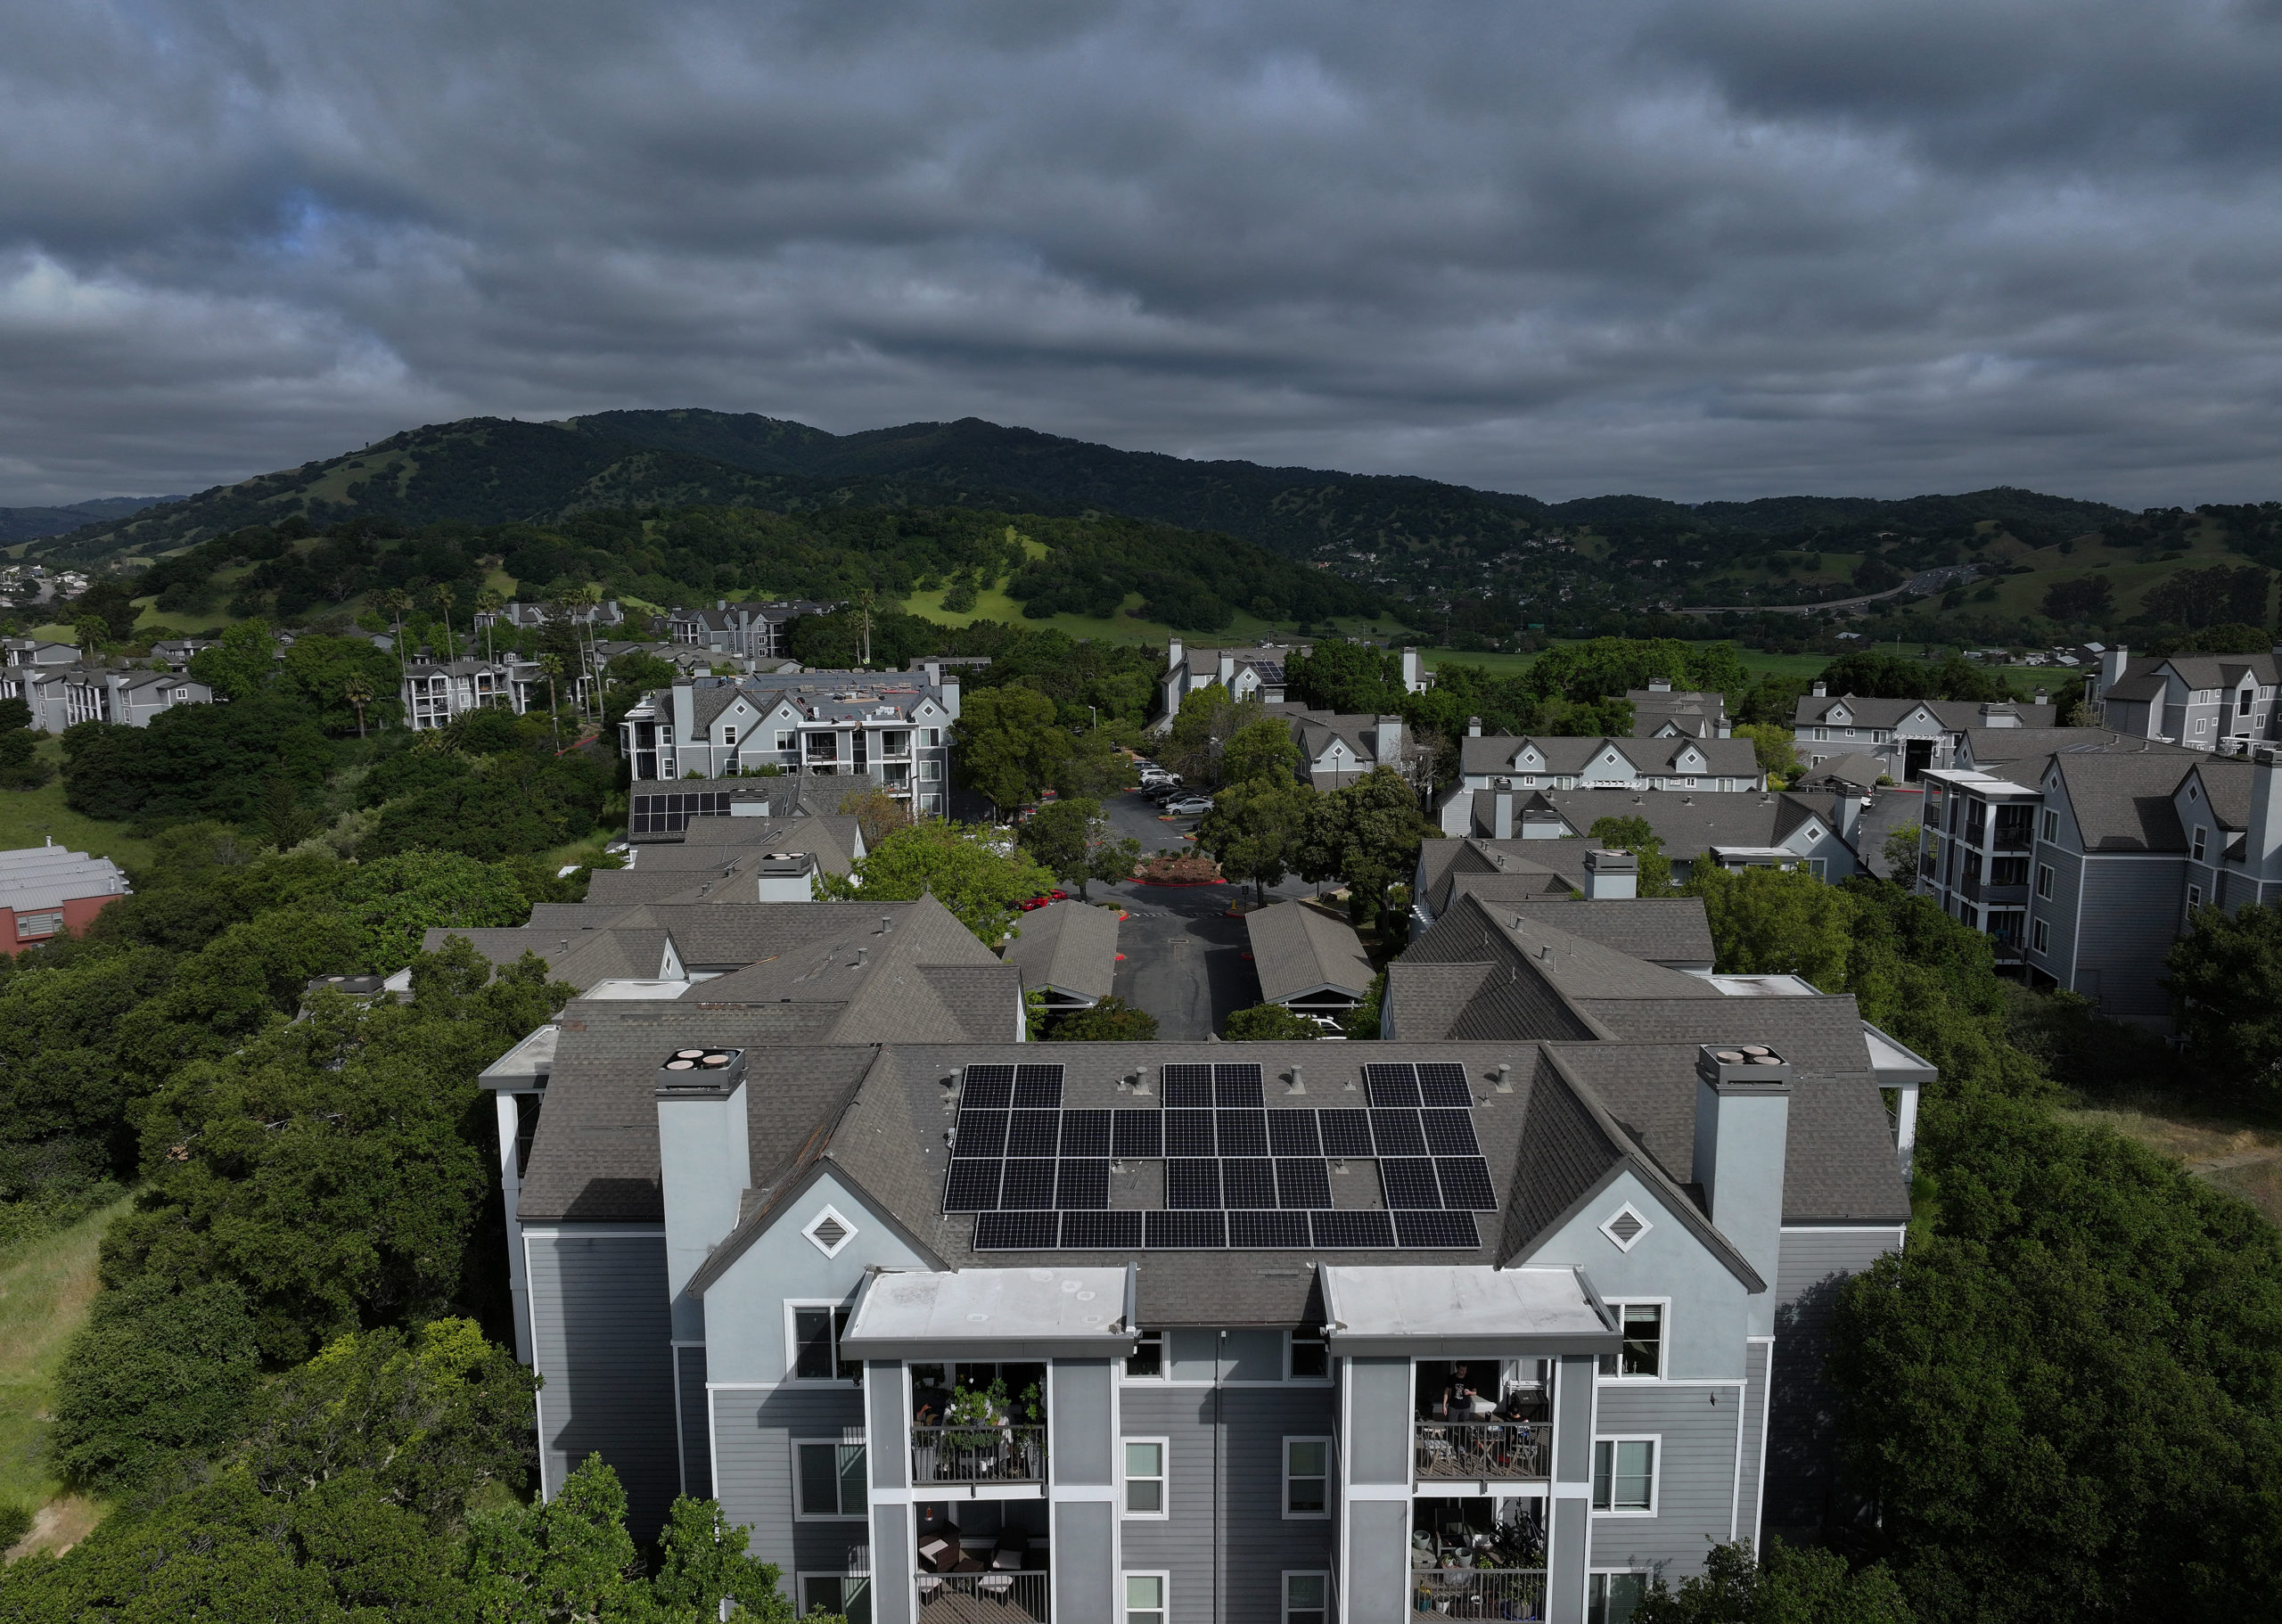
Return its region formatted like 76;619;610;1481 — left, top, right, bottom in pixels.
1321;1266;1619;1356
840;1267;1138;1359
1861;1020;1938;1085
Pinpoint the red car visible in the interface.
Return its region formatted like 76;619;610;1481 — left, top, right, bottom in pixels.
1018;890;1071;911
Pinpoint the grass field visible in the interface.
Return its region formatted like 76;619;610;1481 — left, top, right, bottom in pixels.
0;1198;128;1552
0;756;152;870
1419;644;1834;682
2061;1103;2282;1228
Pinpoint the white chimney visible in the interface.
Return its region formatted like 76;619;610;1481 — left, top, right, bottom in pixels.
1375;714;1403;767
1648;677;1672;693
1467;716;1482;738
1492;789;1514;840
655;1049;752;1333
1168;637;1184;675
1583;849;1638;899
2249;749;2282;882
1402;647;1425;693
1811;680;1827;698
940;673;961;721
1217;652;1235;687
2097;644;2130;701
1693;1046;1790;1333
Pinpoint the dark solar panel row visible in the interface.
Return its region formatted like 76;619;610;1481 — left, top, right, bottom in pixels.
1364;1061;1474;1109
1375;1154;1500;1211
959;1062;1067;1111
1161;1062;1264;1109
972;1206;1479;1251
943;1157;1115;1211
954;1107;1113;1159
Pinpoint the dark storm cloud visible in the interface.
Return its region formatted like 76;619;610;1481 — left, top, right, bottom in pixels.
2;0;2278;505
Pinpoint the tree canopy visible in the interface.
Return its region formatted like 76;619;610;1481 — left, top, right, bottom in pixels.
814;820;1055;942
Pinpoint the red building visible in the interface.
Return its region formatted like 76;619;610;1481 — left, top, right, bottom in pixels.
0;841;130;953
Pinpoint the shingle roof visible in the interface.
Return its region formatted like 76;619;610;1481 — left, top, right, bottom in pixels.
1458;734;1759;779
1001;900;1120;1004
2050;750;2197;850
1244;900;1375;1004
1793;693;2057;730
1503;898;1715;969
1958;727;2192;769
2190;759;2255;832
1459;791;1851;857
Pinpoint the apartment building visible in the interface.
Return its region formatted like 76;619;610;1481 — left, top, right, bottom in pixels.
0;842;131;953
2090;644;2282;751
619;674;960;815
1435;791;1863;882
478;887;1919;1623
478;598;631;632
1626;681;1731;741
400;657;541;730
1436;728;1764;831
669;599;840;661
0;661;214;732
1160;640;1302;717
1916;740;2282;1027
1793;684;2055;782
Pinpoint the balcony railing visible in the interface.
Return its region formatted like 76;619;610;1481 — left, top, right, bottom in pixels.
1408;1568;1547;1620
917;1572;1050;1620
1413;1421;1548;1480
911;1424;1047;1485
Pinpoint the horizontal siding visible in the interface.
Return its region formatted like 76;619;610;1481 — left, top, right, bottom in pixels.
1588;1385;1741;1579
2080;855;2186;1024
677;1346;711;1500
526;1231;677;1536
713;1383;867;1573
1767;1228;1895;1535
1119;1384;1338;1624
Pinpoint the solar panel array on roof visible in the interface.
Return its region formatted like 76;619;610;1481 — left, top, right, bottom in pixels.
948;1059;1491;1251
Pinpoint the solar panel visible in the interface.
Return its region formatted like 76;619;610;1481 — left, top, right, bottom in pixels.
1394;1210;1480;1249
1228;1210;1310;1248
1422;1109;1481;1156
1276;1158;1333;1209
1364;1062;1423;1108
1013;1063;1065;1109
1060;1110;1112;1158
1435;1157;1499;1210
1380;1158;1443;1209
1318;1109;1375;1159
943;1159;1002;1211
1165;1110;1216;1158
1162;1063;1215;1108
1216;1110;1269;1158
1221;1158;1277;1208
1112;1110;1163;1160
1167;1160;1221;1208
1007;1110;1062;1158
1145;1210;1226;1249
962;1064;1015;1109
1310;1210;1396;1249
1268;1109;1322;1157
974;1211;1059;1250
1055;1159;1111;1210
953;1109;1008;1158
1369;1108;1428;1158
1213;1062;1265;1107
1001;1159;1057;1209
1417;1062;1473;1107
1062;1210;1143;1249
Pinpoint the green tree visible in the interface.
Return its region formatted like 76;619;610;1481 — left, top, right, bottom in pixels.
1158;682;1263;785
1044;996;1161;1041
1016;798;1096;887
1733;722;1801;784
335;849;544;972
1587;814;1673;895
1052;724;1141;800
1224;1004;1324;1040
1632;1538;1914;1624
461;1453;647;1622
954;684;1071;816
1285;642;1406;714
815;821;1055;943
277;633;403;734
1881;821;1923;881
188;618;281;702
1295;767;1429;925
1197;777;1316;904
45;1275;262;1492
649;1495;808;1621
2163;901;2282;1087
1219;717;1301;786
1342;971;1385;1039
1680;864;1856;991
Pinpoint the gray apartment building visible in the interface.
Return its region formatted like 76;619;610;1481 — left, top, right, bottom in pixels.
1435;730;1765;832
1625;682;1730;741
475;887;1919;1623
0;660;214;731
2090;644;2282;752
1432;792;1863;884
619;673;960;816
1793;685;2055;782
669;599;841;662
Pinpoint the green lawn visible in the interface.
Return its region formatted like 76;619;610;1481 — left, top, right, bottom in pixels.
896;585;1303;649
0;762;152;870
0;1197;129;1522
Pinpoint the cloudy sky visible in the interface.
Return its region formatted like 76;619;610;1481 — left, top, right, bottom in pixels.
4;0;2280;509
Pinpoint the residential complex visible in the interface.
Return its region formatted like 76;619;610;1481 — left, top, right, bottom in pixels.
668;599;841;662
1792;685;2055;783
1157;639;1433;721
1432;791;1863;882
2089;644;2282;751
0;842;130;953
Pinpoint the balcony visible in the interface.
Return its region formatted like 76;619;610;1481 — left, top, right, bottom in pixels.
1413;1420;1548;1481
916;1503;1049;1621
1408;1569;1547;1620
916;1572;1049;1621
911;1424;1047;1485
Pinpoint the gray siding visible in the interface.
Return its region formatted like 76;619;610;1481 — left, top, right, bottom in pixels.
2079;854;2186;1024
1736;1341;1769;1548
526;1230;678;1535
677;1345;712;1499
1767;1226;1900;1533
1120;1384;1338;1624
711;1383;867;1574
1052;1358;1114;1485
1055;1499;1115;1622
2026;838;2085;987
1588;1383;1743;1578
1347;1357;1411;1485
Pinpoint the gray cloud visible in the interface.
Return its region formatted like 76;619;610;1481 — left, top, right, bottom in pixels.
2;0;2278;506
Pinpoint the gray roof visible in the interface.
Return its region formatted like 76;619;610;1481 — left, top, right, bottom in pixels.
1805;753;1885;791
2188;759;2255;832
2048;750;2200;851
1416;835;1596;918
1001;900;1120;1004
1794;693;2058;730
1503;897;1716;969
1458;734;1759;779
422;925;675;991
0;846;129;912
1457;790;1852;856
1244;900;1376;1004
1958;727;2192;770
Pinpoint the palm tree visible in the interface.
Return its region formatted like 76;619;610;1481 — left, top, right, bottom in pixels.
72;614;108;664
574;581;605;715
344;673;373;739
475;586;505;663
539;653;564;750
378;588;412;671
431;584;457;662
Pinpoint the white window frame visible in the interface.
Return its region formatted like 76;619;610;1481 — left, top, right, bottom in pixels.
1282;1437;1332;1519
2041;808;2058;841
2193;827;2207;861
1282;1570;1331;1624
2188;884;2203;910
792;1439;868;1520
1122;1571;1170;1624
2036;864;2054;899
1597;1300;1669;1380
784;1300;854;1384
797;1572;872;1619
1122;1329;1166;1381
1121;1437;1169;1518
1286;1329;1331;1382
1591;1435;1660;1515
1588;1571;1653;1624
2032;918;2050;953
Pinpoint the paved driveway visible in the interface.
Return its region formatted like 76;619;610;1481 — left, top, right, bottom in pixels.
1857;783;1925;879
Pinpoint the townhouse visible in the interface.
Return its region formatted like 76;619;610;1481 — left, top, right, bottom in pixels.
669;599;841;662
1792;685;2055;783
478;598;631;633
2090;644;2282;752
1243;899;1376;1020
1435;728;1765;832
400;656;546;730
0;660;214;732
1433;791;1863;883
619;673;960;815
1625;682;1730;741
1158;639;1434;723
474;889;1921;1623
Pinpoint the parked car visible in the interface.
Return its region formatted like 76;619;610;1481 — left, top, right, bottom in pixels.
1164;795;1214;816
1017;890;1072;911
1138;769;1178;787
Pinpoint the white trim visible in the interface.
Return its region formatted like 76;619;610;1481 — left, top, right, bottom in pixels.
1598;1298;1670;1381
1590;1434;1660;1515
671;1345;688;1497
1282;1569;1331;1624
1052;1484;1119;1502
1597;1202;1652;1252
795;1572;872;1620
1283;1436;1333;1519
1779;1224;1908;1235
517;1225;665;1238
1753;1338;1775;1552
784;1298;857;1384
802;1203;858;1259
1344;1482;1412;1500
1121;1436;1170;1519
1122;1570;1170;1624
792;1437;870;1520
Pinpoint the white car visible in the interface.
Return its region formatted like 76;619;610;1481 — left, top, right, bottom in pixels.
1164;794;1214;816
